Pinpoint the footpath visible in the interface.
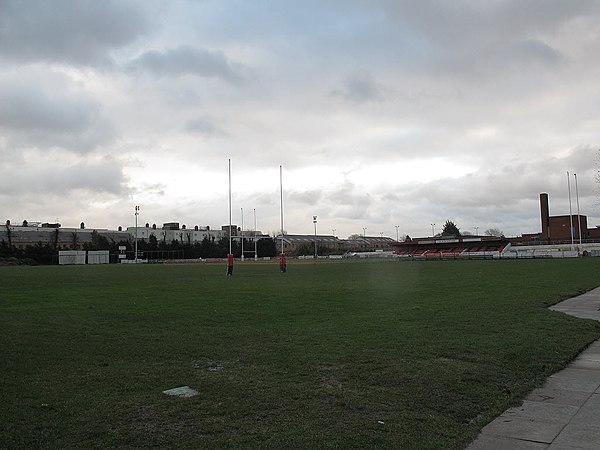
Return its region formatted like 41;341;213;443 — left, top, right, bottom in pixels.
468;287;600;449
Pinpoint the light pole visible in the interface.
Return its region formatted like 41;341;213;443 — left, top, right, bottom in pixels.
134;205;139;263
431;223;435;237
332;228;336;237
474;226;479;236
395;225;400;242
313;215;318;258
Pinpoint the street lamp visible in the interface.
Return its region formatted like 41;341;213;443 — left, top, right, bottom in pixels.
362;227;367;239
313;215;318;258
134;205;139;263
395;225;400;242
431;223;435;237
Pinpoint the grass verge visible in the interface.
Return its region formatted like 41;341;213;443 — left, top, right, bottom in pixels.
1;258;600;448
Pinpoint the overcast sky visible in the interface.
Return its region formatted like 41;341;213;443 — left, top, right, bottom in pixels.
1;0;599;239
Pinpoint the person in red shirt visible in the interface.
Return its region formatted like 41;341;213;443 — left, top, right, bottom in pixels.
279;253;287;273
226;253;234;276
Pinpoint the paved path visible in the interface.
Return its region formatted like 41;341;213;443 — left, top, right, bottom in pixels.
467;287;600;449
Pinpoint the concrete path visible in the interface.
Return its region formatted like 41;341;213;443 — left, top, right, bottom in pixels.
467;287;600;449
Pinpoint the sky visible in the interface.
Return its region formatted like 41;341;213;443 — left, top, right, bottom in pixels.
1;0;599;239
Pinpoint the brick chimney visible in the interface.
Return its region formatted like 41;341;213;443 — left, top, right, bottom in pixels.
540;193;550;240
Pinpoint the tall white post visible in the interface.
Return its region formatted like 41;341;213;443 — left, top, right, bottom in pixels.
567;171;574;250
228;159;232;255
575;173;582;251
395;225;399;242
280;165;284;255
134;205;139;263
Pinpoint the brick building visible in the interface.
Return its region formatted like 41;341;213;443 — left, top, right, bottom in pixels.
521;193;600;243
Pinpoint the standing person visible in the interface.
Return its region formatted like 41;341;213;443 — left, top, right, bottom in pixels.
279;253;287;273
226;253;234;276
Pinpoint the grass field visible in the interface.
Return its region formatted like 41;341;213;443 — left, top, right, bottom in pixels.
2;259;600;449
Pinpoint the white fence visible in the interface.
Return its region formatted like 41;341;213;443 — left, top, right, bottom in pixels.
58;250;110;265
88;250;110;264
58;251;86;265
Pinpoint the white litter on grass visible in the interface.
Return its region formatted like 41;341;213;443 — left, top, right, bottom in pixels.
162;386;198;398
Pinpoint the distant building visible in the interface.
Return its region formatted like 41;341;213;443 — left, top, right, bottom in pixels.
0;222;129;250
275;234;395;255
520;193;600;243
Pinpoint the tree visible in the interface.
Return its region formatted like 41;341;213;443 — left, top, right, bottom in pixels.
441;220;460;236
485;228;504;237
89;230;110;250
70;232;79;249
257;237;276;257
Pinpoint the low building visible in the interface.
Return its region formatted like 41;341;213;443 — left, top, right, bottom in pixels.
275;234;396;255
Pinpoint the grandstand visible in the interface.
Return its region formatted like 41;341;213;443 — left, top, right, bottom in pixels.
393;236;510;259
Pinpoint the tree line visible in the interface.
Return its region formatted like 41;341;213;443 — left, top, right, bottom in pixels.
0;230;278;265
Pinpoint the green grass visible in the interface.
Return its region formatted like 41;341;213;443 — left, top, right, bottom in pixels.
1;259;600;449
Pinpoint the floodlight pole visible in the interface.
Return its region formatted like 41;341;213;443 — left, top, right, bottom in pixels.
395;225;399;242
313;215;318;258
134;205;139;263
431;223;435;237
575;173;582;252
567;171;574;250
474;226;479;236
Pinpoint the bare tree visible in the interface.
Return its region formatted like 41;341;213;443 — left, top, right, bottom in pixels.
484;228;504;237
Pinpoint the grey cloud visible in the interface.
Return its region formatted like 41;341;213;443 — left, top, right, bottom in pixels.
0;87;99;132
330;73;384;103
377;0;596;80
184;118;228;137
0;0;152;66
0;75;115;153
381;0;597;47
323;181;372;220
130;183;166;197
288;190;322;205
128;45;250;83
0;159;127;196
508;39;562;65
